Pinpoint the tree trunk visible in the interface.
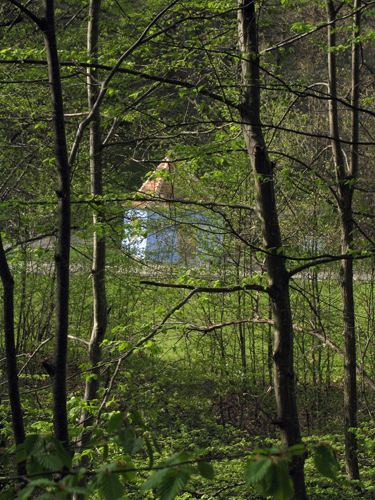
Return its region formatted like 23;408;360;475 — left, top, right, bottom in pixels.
0;234;26;475
79;0;107;441
326;0;360;480
42;0;71;450
237;1;307;498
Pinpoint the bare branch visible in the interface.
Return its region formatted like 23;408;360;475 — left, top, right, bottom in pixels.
18;336;54;376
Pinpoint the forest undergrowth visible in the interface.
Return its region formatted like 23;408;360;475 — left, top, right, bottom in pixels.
2;344;374;500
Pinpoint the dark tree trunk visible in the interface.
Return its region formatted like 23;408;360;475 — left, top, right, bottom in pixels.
326;0;360;480
6;0;71;456
42;0;71;450
238;1;307;498
0;234;26;475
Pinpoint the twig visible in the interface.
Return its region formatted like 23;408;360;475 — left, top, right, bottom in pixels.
68;335;89;346
18;336;53;376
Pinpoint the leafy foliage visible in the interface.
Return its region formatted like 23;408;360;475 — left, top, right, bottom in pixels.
0;432;345;500
245;446;304;500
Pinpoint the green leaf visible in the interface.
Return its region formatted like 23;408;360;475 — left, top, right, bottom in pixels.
26;478;56;488
102;443;109;462
37;453;63;471
0;487;15;500
144;436;154;468
16;444;27;464
245;457;273;486
272;461;294;500
116;459;136;482
117;429;135;454
24;434;45;457
197;461;214;480
35;493;61;500
133;437;144;455
151;433;162;455
49;437;72;469
129;408;146;429
141;452;194;495
99;472;125;500
107;412;125;433
17;486;35;500
246;457;294;500
288;444;306;456
314;444;339;481
2;453;10;470
158;468;191;500
64;486;91;496
140;467;167;494
253;468;276;498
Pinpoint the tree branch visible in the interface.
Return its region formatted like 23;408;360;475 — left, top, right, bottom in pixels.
6;0;44;29
139;280;274;297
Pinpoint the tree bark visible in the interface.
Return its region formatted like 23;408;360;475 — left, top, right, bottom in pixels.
0;234;26;475
79;0;107;440
42;0;71;450
326;0;360;480
238;1;307;498
6;0;71;456
73;10;105;500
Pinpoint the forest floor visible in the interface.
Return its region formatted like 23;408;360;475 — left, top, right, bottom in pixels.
5;348;375;500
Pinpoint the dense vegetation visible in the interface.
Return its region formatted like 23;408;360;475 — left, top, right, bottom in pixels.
0;0;375;499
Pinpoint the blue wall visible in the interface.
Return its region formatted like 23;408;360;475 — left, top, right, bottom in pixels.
123;208;223;263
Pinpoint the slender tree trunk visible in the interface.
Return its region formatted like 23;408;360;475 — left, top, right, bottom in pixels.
326;0;360;480
42;0;71;450
0;234;26;475
238;2;307;498
72;3;105;493
78;0;106;446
